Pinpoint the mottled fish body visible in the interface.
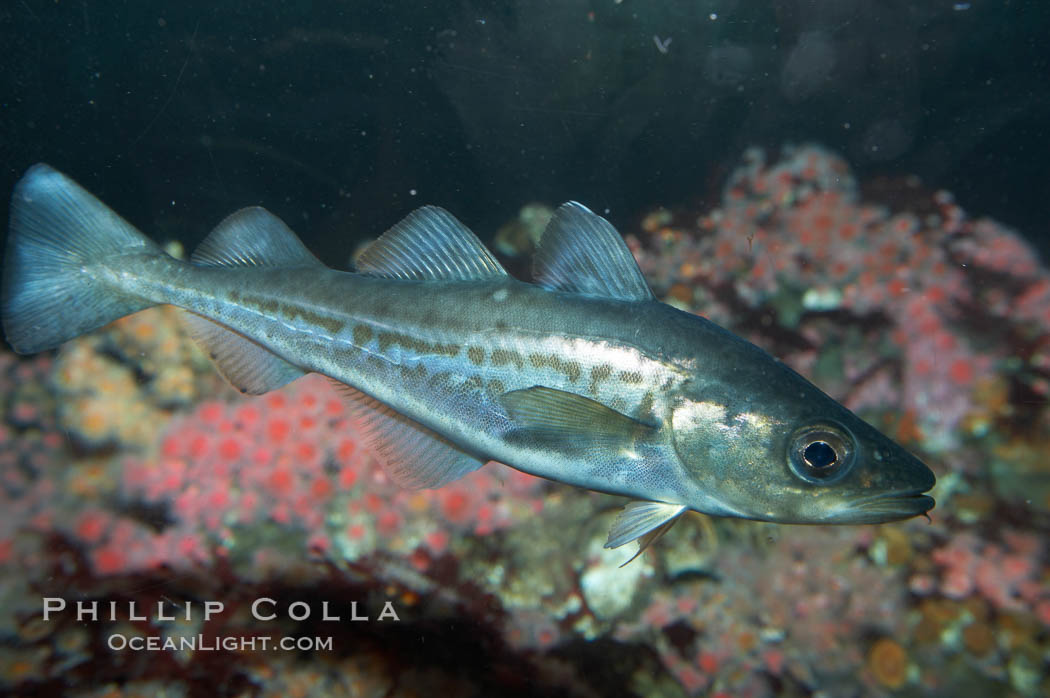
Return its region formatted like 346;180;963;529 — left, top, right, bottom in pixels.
2;165;936;559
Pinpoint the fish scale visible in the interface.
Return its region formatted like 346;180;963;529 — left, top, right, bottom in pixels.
193;272;684;491
1;164;936;562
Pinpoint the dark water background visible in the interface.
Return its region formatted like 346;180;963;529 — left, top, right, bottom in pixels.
0;1;1048;266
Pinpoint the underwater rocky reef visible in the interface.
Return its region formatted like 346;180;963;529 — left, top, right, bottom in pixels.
1;145;1048;697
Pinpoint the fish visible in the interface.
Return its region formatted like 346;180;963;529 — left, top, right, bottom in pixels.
1;164;935;561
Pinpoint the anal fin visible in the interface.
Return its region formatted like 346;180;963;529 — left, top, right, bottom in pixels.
181;312;305;394
329;379;486;489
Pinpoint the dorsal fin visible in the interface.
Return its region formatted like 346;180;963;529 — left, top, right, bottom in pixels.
533;202;654;301
356;205;507;281
191;207;323;268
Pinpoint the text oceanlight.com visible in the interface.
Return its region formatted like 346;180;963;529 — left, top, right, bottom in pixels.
107;634;333;652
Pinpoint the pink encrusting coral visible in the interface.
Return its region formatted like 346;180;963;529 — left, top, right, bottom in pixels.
615;525;914;696
4;144;1050;697
0;352;67;564
926;530;1049;614
68;374;547;578
49;305;218;449
629;144;1050;453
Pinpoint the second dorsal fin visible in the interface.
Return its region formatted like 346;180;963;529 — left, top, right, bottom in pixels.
533;202;655;301
191;207;323;268
356;205;508;281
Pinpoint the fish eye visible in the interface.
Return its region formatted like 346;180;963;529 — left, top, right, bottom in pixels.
803;440;836;468
788;422;855;484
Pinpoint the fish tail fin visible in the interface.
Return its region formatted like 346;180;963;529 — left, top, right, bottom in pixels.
2;164;166;353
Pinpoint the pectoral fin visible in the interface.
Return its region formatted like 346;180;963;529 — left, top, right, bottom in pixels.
605;500;687;566
499;386;656;452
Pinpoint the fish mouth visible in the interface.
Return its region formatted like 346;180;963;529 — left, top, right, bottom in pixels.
828;488;936;524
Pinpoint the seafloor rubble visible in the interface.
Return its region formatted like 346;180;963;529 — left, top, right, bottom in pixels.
1;145;1048;697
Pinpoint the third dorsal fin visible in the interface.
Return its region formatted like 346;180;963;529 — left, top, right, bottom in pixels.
533;202;654;301
356;206;507;281
191;207;323;268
